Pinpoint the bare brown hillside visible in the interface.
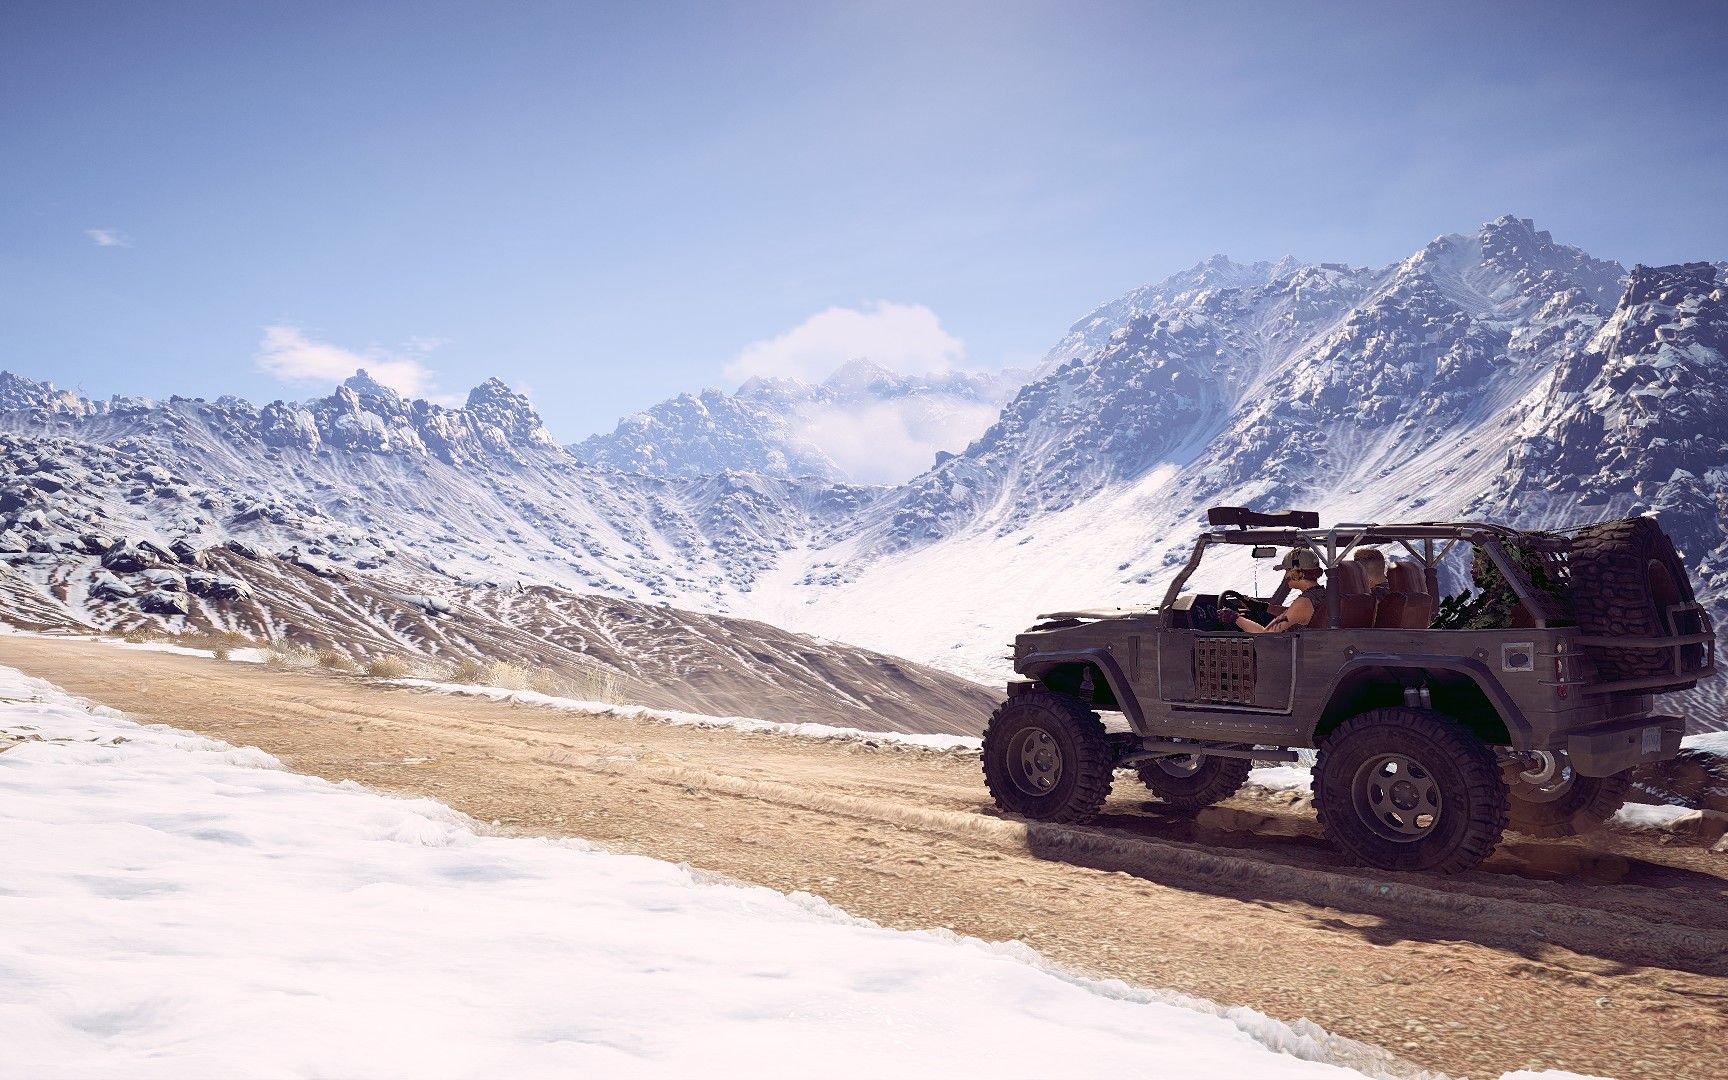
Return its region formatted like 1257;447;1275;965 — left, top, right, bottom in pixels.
0;545;996;735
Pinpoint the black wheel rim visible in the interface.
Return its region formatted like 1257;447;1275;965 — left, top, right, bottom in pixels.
1007;727;1064;797
1351;753;1442;842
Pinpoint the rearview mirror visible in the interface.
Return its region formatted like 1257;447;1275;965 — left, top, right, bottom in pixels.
1251;546;1277;558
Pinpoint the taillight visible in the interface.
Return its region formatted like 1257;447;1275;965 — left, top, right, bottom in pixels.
1554;644;1568;700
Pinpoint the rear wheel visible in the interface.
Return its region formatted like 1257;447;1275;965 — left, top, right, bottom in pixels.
1137;750;1252;809
1501;751;1629;837
981;690;1113;823
1314;708;1507;873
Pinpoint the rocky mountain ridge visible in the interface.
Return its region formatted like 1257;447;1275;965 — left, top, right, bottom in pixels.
1;214;1722;730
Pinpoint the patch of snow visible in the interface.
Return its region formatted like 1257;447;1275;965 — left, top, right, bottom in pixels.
1248;765;1315;795
1613;802;1699;830
1683;731;1728;755
0;664;1439;1079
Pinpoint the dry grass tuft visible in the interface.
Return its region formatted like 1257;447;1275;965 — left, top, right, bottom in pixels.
264;643;318;670
361;655;412;680
446;657;490;685
436;657;622;704
313;648;356;672
563;663;624;705
522;662;623;705
174;629;252;661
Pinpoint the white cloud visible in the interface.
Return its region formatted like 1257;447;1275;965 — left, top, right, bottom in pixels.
794;396;1001;485
84;228;131;248
254;324;448;401
727;301;966;383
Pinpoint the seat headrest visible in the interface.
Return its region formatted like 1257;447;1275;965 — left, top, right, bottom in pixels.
1388;561;1425;594
1331;560;1369;595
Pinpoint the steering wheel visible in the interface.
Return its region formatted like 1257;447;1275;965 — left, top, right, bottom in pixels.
1219;589;1270;627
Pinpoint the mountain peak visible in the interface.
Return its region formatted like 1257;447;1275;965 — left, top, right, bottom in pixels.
0;370;98;417
465;377;527;411
824;358;899;388
341;368;401;402
1478;213;1551;248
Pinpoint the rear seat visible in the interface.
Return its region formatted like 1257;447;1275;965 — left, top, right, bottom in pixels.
1372;590;1408;628
1387;561;1433;629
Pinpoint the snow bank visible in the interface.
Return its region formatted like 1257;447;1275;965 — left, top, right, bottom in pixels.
395;677;985;753
0;627;266;663
1685;730;1728;755
0;664;1426;1080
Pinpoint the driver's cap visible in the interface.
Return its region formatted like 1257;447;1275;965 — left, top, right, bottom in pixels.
1276;548;1322;572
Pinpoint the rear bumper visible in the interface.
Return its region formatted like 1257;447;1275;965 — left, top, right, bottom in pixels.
1566;714;1685;777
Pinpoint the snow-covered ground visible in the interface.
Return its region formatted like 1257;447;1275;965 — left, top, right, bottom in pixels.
0;663;1465;1080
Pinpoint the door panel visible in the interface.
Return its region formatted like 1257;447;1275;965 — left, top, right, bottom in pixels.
1158;631;1297;714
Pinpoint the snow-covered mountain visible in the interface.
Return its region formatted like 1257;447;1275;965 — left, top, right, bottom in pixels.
0;372;991;732
1;214;1722;729
575;360;1026;484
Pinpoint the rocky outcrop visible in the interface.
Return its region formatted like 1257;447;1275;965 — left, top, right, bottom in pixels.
1482;262;1728;603
137;589;187;615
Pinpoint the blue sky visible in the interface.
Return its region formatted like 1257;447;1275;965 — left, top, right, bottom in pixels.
3;0;1725;439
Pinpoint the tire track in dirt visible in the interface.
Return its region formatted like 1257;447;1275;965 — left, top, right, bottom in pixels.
3;635;1725;1080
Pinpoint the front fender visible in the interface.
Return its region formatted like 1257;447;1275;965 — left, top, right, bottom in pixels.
1017;648;1144;730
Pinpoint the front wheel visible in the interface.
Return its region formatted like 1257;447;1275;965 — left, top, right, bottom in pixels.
1501;751;1629;837
1314;708;1507;874
981;690;1113;823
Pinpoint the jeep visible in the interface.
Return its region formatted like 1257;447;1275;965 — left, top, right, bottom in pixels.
981;507;1718;873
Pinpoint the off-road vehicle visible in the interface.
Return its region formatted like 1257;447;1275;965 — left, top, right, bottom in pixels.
982;507;1717;873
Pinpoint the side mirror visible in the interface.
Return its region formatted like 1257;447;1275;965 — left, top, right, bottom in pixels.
1251;546;1277;559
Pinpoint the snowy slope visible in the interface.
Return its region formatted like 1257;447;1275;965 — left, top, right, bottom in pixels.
1;665;1430;1080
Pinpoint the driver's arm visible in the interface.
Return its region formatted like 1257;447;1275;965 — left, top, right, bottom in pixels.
1230;596;1311;634
1229;611;1280;634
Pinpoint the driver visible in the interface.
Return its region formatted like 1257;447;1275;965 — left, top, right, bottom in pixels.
1223;549;1325;633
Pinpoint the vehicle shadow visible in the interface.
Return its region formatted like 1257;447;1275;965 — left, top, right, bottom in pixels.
1011;795;1728;978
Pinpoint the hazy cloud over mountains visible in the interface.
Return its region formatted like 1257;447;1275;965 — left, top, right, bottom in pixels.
725;301;967;383
253;325;454;404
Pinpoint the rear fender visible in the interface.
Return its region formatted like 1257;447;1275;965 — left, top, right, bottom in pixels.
1316;655;1528;747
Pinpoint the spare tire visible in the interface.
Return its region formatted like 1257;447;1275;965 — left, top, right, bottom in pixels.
1568;517;1698;683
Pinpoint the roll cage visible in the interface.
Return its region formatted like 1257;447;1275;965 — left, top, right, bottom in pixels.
1160;517;1575;629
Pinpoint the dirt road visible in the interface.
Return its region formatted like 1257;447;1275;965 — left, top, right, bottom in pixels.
3;636;1724;1080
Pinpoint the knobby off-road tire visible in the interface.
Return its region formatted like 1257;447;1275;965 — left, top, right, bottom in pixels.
1137;751;1252;810
1569;517;1698;682
1314;708;1508;874
1501;752;1630;838
981;690;1113;824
